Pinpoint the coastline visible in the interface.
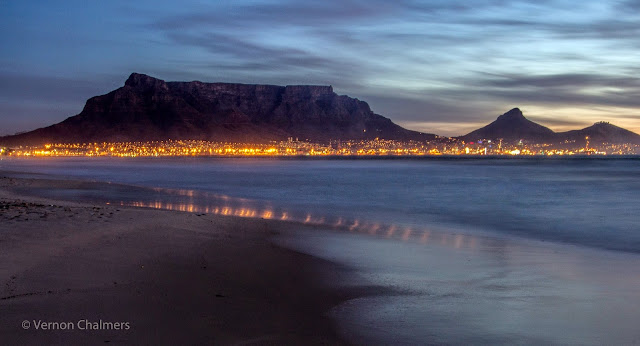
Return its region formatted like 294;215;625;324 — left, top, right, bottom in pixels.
4;160;640;344
0;174;367;345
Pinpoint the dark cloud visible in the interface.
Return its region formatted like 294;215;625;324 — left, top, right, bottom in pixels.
481;73;640;89
617;0;640;11
355;91;508;125
163;31;338;71
462;73;640;108
525;116;592;128
3;0;640;136
148;0;400;31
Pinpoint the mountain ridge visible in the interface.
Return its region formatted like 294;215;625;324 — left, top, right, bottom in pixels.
460;108;640;145
557;122;640;145
1;74;639;147
0;73;435;146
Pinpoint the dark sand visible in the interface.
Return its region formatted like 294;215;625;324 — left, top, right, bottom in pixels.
0;175;368;345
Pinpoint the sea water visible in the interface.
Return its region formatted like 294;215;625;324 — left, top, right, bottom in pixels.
2;157;639;253
2;157;640;344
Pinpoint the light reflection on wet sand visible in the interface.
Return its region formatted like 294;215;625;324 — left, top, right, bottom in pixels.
119;186;487;252
7;159;640;345
11;177;640;344
111;186;640;344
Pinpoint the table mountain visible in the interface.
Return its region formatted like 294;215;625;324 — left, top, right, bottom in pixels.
0;73;435;146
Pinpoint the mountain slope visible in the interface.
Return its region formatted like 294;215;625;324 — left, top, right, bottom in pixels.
0;73;435;145
559;122;640;145
460;108;556;143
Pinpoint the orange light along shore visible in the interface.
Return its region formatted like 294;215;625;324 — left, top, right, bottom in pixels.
2;138;638;157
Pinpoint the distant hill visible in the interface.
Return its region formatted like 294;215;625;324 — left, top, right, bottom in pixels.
459;108;556;143
558;122;640;145
460;108;640;145
0;73;435;146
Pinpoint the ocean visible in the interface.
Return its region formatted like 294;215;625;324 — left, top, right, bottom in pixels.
2;157;640;344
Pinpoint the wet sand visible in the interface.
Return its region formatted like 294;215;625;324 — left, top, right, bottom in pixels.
0;175;365;345
276;220;640;345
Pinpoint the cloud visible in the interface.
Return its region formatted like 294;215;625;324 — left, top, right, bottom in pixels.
3;0;640;136
162;31;341;73
147;0;400;32
616;0;640;11
480;73;640;89
525;116;591;128
464;72;640;108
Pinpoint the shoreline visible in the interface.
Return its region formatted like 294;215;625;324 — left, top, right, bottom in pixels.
0;174;373;344
3;160;640;344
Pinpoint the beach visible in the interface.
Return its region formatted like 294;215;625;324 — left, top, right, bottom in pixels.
0;174;364;345
3;158;640;345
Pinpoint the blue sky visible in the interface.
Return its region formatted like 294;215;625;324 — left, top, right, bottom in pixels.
2;0;640;136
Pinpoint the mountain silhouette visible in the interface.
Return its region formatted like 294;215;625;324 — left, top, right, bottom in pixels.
0;73;435;145
459;108;556;143
558;122;640;145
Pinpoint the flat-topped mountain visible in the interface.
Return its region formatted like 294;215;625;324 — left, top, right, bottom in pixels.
3;75;639;148
460;108;640;145
460;108;556;143
0;73;435;145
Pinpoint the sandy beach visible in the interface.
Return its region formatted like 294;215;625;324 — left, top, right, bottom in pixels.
3;158;640;345
0;174;365;345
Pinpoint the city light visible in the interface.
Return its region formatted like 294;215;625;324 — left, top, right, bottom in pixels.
2;137;638;157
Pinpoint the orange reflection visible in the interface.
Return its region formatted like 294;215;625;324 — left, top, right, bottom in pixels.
386;225;396;238
402;228;412;241
420;231;431;244
454;234;463;249
121;198;484;253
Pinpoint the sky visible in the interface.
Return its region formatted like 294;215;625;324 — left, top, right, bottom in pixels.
1;0;640;136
